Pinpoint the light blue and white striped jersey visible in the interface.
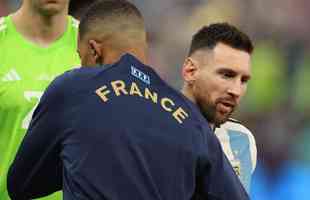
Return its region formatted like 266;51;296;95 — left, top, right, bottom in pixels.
215;119;257;193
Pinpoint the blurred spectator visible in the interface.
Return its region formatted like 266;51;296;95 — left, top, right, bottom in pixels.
0;0;8;16
241;42;287;114
292;53;310;113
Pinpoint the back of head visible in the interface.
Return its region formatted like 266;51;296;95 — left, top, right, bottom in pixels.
79;0;147;55
69;0;97;19
188;23;254;56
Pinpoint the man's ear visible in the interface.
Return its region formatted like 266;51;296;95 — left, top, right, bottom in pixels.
182;57;199;83
89;39;103;64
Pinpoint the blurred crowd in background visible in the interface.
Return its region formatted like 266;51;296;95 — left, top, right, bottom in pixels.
1;0;309;199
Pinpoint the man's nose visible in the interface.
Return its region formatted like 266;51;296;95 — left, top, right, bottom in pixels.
226;80;244;100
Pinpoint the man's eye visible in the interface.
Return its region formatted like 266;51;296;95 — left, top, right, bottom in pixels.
221;72;234;78
241;77;250;84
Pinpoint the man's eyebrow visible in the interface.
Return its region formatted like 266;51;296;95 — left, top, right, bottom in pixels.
216;67;251;80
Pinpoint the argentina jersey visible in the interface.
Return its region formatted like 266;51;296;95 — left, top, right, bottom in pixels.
215;119;257;193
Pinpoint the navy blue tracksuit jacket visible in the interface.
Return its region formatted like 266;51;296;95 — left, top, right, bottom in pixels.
8;54;249;200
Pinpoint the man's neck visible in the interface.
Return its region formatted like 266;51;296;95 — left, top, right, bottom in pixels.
102;46;148;65
181;86;196;104
11;6;68;47
181;85;215;131
209;123;215;131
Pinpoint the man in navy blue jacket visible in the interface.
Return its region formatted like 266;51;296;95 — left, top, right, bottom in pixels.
7;0;249;199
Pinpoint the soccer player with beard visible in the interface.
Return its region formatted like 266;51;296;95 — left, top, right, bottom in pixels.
181;23;257;193
7;1;249;199
0;0;79;199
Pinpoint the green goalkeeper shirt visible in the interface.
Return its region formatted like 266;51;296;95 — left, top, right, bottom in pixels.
0;15;80;200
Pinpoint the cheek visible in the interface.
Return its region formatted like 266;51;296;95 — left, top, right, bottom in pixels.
240;85;248;97
215;76;231;87
62;0;70;6
202;79;223;99
194;80;214;103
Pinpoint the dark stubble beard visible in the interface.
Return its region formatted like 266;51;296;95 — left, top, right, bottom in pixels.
198;98;234;128
198;101;215;123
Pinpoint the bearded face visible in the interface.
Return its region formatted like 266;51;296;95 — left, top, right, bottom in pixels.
189;43;251;126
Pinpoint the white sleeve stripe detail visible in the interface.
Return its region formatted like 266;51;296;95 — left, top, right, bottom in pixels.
72;18;80;28
220;121;257;172
0;24;7;32
0;17;7;32
215;127;235;160
0;17;5;25
248;130;257;172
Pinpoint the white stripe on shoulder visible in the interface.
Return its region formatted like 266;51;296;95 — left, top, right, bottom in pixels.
221;121;251;136
0;17;5;25
221;121;257;172
214;126;235;162
72;17;80;28
248;128;257;172
0;17;7;32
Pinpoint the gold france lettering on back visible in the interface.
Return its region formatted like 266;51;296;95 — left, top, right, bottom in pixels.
111;80;128;96
129;82;143;97
172;107;189;124
95;86;110;102
161;97;175;112
95;80;189;124
145;87;158;103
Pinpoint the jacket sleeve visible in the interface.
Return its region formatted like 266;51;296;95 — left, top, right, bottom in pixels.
196;124;250;200
7;75;69;199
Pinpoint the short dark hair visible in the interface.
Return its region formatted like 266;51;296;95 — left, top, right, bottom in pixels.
188;23;254;56
79;0;144;40
69;0;97;19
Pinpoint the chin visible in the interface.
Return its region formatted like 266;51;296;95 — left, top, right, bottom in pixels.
214;115;230;127
40;5;64;15
41;9;61;16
